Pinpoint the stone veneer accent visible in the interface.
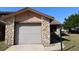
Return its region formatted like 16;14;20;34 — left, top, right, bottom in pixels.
41;17;50;47
5;17;15;46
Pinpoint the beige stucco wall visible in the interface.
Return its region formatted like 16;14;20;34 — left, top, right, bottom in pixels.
16;11;41;23
5;11;50;47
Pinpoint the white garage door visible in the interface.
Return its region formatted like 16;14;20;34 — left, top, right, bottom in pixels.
16;23;41;45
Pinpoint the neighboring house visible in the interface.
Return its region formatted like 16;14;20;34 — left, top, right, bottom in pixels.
0;12;14;40
0;7;60;47
50;20;61;43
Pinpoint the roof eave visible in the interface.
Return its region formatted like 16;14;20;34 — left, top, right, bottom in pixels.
2;7;54;20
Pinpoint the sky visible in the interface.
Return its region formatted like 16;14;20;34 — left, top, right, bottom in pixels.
0;7;79;23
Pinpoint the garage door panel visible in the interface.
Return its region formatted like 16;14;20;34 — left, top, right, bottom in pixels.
16;23;41;44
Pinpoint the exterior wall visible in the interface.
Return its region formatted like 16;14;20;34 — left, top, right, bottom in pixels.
5;11;50;47
15;11;51;46
41;17;50;46
5;17;15;46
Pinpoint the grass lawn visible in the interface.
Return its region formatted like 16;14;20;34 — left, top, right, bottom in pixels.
0;41;8;51
63;34;79;51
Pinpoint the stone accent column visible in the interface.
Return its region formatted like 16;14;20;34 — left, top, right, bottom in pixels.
5;17;15;47
41;17;50;47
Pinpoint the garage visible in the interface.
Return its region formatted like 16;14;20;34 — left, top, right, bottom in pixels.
4;7;53;46
15;23;41;45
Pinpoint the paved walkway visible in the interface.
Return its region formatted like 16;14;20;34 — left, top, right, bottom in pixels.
5;43;65;51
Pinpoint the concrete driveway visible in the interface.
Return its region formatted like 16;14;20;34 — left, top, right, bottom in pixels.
6;44;44;51
5;43;65;51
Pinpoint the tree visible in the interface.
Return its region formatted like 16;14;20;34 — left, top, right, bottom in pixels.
63;13;79;29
